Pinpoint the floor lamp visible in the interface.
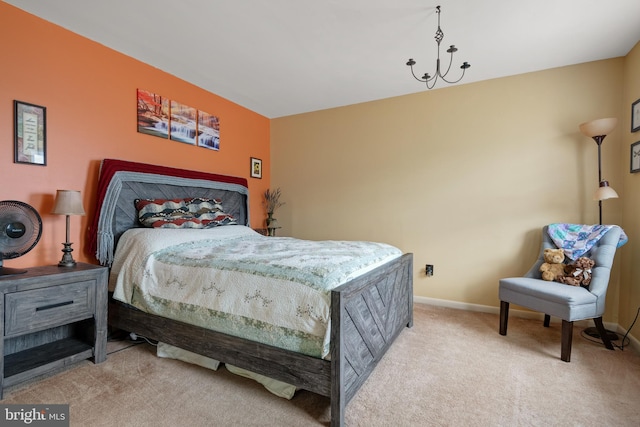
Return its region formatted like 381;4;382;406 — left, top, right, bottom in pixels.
579;117;621;342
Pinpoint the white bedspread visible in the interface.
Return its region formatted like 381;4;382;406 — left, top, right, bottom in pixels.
110;226;401;358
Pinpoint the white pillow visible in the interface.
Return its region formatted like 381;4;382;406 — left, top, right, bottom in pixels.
156;342;297;399
225;364;297;400
156;342;220;371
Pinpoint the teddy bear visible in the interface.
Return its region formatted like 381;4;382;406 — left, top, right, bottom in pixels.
559;257;594;288
539;248;567;282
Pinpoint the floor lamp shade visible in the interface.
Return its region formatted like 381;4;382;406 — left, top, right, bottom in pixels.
579;118;618;138
594;180;618;201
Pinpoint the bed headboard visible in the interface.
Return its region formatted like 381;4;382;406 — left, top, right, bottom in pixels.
89;159;249;266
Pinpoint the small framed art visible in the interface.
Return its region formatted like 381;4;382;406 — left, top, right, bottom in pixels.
250;157;262;179
631;141;640;173
14;100;46;166
632;98;640;133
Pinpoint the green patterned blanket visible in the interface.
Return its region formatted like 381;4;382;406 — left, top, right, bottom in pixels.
110;226;401;358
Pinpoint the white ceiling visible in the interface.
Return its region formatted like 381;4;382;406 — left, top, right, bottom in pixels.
5;0;640;118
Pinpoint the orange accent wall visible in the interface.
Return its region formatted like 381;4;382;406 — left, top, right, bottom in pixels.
0;3;270;268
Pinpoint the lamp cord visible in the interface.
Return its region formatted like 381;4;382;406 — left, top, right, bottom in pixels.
615;306;640;351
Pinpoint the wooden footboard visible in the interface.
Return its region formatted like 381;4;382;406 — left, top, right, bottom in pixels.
108;252;413;426
331;252;413;425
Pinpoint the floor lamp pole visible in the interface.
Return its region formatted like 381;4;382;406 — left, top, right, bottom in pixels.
586;133;620;342
597;138;603;225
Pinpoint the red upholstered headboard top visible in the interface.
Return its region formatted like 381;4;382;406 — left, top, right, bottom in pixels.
88;159;249;265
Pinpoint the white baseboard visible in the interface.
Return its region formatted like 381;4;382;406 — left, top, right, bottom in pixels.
413;295;640;353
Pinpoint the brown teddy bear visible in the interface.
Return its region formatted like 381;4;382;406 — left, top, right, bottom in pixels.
559;257;594;288
539;248;567;282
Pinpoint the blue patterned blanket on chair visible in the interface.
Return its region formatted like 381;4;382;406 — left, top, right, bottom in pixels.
547;223;628;260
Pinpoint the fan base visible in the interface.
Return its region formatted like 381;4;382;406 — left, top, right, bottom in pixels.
0;267;27;276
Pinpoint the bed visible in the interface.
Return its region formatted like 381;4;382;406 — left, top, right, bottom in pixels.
89;158;413;426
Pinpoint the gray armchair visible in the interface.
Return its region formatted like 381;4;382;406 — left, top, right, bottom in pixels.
499;225;622;362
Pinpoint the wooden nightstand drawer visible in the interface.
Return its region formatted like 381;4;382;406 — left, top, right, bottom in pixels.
4;280;95;337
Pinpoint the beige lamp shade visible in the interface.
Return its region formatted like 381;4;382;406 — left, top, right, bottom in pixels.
51;190;86;215
579;118;618;138
593;180;618;201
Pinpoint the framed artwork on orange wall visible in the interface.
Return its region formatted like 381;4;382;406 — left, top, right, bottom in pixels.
251;157;262;179
14;100;46;166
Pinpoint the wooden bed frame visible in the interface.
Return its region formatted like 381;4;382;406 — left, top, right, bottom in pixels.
92;159;413;426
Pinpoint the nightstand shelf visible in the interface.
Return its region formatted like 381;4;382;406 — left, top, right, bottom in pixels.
0;263;108;398
4;338;93;386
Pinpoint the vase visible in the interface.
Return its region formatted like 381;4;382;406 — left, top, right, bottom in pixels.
266;213;277;236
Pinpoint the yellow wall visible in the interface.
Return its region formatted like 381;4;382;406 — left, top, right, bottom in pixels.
272;59;629;323
619;41;640;336
0;3;270;268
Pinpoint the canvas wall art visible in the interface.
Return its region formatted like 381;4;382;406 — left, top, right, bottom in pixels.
197;110;220;150
137;89;169;139
137;89;220;150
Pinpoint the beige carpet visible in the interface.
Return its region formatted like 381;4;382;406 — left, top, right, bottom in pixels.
4;304;640;426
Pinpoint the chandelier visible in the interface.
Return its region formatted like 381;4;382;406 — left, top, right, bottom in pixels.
406;5;470;89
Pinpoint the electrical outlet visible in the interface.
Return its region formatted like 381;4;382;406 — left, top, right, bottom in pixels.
425;264;434;276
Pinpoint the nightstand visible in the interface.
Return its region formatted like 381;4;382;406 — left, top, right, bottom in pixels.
0;263;108;399
253;228;268;236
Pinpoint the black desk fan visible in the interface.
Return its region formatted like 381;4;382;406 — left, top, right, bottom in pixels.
0;200;42;276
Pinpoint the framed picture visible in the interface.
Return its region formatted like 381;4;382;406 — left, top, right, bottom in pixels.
631;141;640;173
14;100;46;166
633;98;640;133
250;157;262;179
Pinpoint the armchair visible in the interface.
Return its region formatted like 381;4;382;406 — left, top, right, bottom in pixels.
499;225;623;362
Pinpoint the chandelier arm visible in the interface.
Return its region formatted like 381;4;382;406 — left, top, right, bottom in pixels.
421;72;439;88
407;59;439;85
439;67;467;84
408;65;427;83
439;58;466;84
440;50;455;80
425;72;439;86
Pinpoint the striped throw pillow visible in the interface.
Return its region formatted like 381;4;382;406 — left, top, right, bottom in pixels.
135;197;237;228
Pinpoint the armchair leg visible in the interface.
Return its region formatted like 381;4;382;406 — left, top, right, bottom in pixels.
543;314;550;327
561;320;573;362
593;317;614;350
499;301;509;335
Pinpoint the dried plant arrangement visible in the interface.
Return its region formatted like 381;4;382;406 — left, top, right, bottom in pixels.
264;188;285;214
